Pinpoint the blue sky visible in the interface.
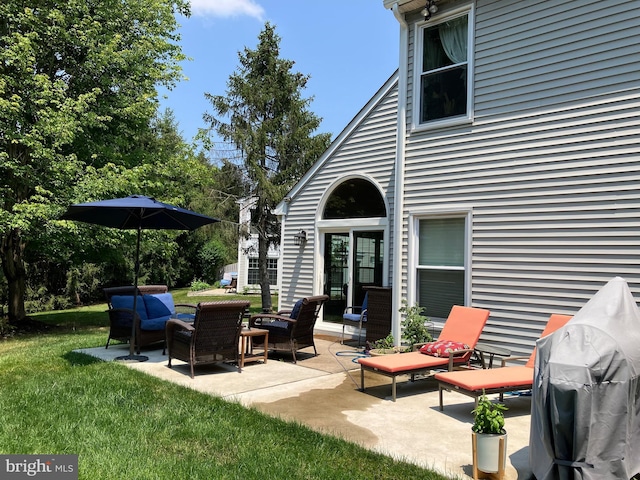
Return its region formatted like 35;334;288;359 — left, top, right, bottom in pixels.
158;0;400;145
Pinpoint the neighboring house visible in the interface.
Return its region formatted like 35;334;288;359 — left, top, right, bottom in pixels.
274;0;640;357
236;197;280;294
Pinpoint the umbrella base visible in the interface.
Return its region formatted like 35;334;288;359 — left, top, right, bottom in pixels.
114;354;149;363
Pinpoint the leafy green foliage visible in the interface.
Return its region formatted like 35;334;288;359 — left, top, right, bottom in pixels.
20;111;229;308
471;393;508;434
189;279;211;292
372;333;395;350
0;0;190;323
198;239;228;284
400;300;432;347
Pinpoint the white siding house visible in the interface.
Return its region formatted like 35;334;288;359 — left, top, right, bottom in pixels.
236;197;280;294
275;73;399;319
276;0;640;357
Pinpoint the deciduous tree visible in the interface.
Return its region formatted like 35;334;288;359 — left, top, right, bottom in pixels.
0;0;189;325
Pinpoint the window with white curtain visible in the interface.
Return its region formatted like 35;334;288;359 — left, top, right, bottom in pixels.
417;217;466;318
418;12;471;125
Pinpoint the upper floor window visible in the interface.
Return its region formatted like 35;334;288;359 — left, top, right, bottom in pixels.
417;12;471;126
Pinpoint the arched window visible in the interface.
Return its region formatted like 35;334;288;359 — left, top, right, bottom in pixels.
323;179;386;219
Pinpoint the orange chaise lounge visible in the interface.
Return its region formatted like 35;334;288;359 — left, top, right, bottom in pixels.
434;313;572;410
358;305;490;401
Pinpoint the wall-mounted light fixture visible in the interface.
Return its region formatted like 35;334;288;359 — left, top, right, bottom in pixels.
293;230;307;247
422;0;438;20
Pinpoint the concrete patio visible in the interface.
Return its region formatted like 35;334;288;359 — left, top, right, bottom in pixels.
77;334;534;479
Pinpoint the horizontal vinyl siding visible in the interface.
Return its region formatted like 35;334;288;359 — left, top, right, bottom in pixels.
279;85;399;309
404;0;640;357
475;0;640;116
406;20;415;131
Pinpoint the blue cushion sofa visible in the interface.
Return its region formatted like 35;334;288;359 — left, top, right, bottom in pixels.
104;285;196;353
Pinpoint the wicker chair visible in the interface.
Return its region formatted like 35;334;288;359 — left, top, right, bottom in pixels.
249;294;329;363
103;285;196;354
363;286;393;345
166;301;250;378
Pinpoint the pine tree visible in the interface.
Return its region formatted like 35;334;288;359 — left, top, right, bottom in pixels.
203;23;331;311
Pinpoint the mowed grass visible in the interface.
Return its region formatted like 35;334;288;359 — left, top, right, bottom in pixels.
0;290;452;479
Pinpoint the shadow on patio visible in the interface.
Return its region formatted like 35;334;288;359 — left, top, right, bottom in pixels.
77;333;533;479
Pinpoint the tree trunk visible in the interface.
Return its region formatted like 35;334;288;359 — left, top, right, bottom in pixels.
255;198;273;313
1;229;27;323
258;230;272;313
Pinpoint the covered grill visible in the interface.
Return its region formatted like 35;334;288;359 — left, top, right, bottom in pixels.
530;276;640;479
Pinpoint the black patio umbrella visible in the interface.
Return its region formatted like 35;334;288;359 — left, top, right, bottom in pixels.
62;195;219;361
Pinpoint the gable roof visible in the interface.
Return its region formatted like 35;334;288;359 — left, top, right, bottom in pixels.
275;70;399;215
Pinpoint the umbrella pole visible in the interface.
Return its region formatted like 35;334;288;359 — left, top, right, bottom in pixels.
115;225;149;362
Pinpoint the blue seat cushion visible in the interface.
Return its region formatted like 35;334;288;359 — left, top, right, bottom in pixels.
269;320;290;329
140;316;170;330
144;293;175;319
343;313;364;322
111;295;147;320
260;320;290;336
342;292;369;323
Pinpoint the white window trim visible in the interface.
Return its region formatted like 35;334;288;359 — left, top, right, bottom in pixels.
408;209;472;324
247;257;278;285
411;4;475;133
314;224;391;327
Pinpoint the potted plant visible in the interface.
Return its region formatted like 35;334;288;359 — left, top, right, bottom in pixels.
471;392;508;478
367;333;408;355
399;300;432;350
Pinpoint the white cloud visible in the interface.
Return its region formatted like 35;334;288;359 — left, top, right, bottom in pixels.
189;0;265;20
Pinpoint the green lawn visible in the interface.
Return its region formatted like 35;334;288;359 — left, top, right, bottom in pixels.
0;290;453;479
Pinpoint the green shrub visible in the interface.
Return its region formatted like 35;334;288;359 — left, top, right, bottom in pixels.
189;278;210;292
25;286;74;313
198;240;226;283
400;300;432;348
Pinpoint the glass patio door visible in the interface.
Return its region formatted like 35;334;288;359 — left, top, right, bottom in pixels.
351;231;384;307
323;233;349;322
322;231;384;323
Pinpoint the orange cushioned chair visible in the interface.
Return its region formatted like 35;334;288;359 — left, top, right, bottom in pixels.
357;305;490;401
434;313;572;410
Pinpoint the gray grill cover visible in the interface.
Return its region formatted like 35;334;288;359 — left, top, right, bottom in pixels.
530;277;640;479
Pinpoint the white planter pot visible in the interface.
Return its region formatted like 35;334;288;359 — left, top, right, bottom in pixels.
473;431;507;474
